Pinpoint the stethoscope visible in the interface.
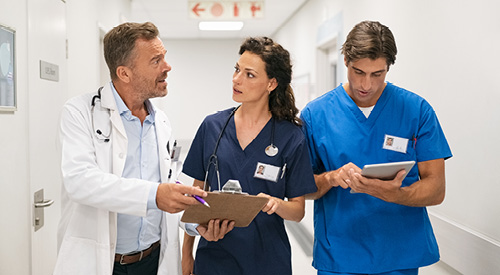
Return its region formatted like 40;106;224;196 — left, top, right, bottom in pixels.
203;105;278;191
91;86;111;142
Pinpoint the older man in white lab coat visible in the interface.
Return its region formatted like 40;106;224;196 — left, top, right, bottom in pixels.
54;22;213;275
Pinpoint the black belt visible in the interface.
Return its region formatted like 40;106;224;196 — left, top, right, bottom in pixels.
114;240;160;265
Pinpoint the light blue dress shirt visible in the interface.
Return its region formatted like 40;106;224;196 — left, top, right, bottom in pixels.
111;85;162;254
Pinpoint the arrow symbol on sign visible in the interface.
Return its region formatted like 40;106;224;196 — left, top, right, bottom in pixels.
192;3;205;17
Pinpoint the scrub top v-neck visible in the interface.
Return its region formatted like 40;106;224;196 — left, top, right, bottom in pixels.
183;108;316;275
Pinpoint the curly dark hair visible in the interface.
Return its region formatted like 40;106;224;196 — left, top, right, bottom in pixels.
239;37;301;126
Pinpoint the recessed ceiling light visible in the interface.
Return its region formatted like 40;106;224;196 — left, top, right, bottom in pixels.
199;21;244;31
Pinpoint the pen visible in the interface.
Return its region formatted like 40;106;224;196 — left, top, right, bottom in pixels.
176;181;210;208
281;163;287;179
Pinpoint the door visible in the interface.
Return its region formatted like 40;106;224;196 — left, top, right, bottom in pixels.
27;0;67;273
316;37;338;97
0;2;31;274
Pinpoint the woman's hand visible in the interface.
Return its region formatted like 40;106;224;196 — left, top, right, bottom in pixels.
197;219;235;242
257;193;305;222
257;193;281;215
181;252;194;275
182;232;195;275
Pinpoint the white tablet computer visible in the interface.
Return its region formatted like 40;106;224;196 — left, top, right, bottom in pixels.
361;160;416;180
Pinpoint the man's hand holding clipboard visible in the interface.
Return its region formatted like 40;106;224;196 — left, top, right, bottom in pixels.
181;191;269;227
181;180;269;227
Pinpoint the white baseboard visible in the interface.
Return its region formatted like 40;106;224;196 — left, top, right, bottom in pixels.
429;211;500;274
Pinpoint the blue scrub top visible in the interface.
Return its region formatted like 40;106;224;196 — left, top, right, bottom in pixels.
184;108;317;275
300;83;452;274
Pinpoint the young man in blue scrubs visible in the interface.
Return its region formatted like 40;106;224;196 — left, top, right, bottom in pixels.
301;21;452;275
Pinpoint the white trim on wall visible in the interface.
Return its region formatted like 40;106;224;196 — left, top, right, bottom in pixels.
429;211;500;274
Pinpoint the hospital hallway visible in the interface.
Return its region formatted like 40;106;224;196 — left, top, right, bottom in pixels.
1;0;500;274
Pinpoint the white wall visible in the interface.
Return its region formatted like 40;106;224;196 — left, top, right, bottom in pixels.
66;0;132;99
66;0;101;98
274;0;500;273
156;38;243;142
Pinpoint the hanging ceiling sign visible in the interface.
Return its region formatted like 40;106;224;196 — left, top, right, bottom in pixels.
189;1;264;19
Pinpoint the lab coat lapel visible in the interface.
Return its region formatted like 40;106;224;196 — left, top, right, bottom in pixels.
100;84;127;139
100;84;128;176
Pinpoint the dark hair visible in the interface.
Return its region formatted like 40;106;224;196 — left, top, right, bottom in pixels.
103;22;159;80
341;21;397;68
239;37;301;126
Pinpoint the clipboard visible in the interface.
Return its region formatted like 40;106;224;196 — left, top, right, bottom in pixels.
181;192;269;227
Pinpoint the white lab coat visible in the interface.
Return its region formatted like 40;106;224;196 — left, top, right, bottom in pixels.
54;83;183;275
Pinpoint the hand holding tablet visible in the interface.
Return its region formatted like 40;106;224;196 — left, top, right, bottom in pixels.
349;160;415;194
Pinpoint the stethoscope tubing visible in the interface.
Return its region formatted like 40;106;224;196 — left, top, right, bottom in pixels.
204;106;239;191
91;86;111;142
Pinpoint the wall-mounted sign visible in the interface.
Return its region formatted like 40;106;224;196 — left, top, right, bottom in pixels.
189;1;264;19
40;60;59;82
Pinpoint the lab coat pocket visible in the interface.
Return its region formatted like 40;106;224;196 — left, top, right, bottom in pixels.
54;236;110;275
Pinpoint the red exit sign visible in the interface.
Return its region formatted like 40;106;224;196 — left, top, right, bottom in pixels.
189;1;264;19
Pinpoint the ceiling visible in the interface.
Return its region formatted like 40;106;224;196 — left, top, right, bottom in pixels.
130;0;309;39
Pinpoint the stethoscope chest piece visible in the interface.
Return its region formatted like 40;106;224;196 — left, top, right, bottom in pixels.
265;117;278;157
265;144;278;157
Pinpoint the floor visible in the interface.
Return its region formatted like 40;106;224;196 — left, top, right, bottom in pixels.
181;224;462;275
288;233;462;275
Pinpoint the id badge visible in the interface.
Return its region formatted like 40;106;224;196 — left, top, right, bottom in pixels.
383;134;408;153
254;162;280;182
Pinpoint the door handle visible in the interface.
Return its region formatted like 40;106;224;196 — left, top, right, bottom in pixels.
33;189;54;231
34;199;54;208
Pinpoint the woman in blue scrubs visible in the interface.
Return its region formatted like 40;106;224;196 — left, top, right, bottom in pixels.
181;37;317;275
